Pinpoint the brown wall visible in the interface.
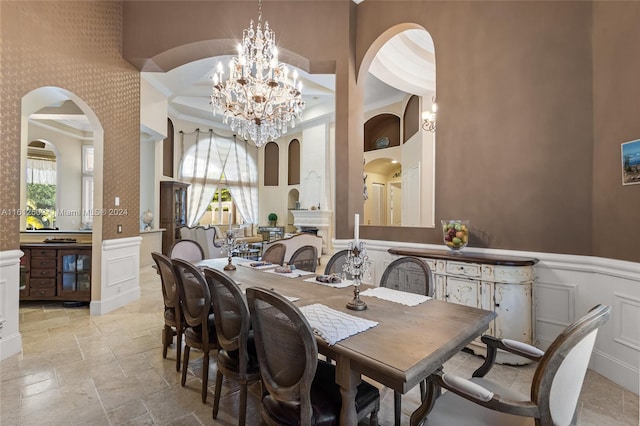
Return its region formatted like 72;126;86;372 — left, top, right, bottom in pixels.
591;2;640;261
0;1;140;251
356;1;597;256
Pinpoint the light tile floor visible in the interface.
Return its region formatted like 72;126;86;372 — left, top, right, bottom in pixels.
1;262;638;425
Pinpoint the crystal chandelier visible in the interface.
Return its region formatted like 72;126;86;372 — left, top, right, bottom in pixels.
210;0;305;147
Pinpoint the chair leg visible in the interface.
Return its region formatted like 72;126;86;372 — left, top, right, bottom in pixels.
212;370;223;419
181;345;190;387
162;325;170;358
394;390;402;426
175;329;182;372
202;351;210;403
239;382;248;426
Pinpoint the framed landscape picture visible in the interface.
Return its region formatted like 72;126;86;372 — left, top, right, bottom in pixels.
621;139;640;185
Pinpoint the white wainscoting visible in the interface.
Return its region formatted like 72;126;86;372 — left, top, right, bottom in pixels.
0;250;24;360
333;239;640;395
91;237;142;316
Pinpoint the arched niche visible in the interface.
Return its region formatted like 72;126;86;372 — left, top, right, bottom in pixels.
364;114;401;152
287;188;300;232
359;25;436;229
264;142;279;186
288;139;300;185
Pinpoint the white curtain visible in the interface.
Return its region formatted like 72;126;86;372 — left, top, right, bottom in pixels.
26;158;56;185
224;139;258;225
179;130;258;227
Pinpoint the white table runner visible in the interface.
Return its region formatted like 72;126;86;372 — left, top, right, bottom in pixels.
360;287;431;307
299;303;378;345
302;276;353;288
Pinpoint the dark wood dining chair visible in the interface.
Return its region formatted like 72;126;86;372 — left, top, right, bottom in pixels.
420;304;611;426
172;258;218;403
379;256;433;426
203;267;261;426
151;252;185;372
288;245;318;272
261;242;286;265
169;239;205;262
246;286;380;426
324;249;352;278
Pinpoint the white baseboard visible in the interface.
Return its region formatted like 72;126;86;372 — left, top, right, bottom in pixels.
0;332;22;361
590;348;639;395
90;285;140;316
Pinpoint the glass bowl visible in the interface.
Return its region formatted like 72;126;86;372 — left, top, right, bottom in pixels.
442;220;469;251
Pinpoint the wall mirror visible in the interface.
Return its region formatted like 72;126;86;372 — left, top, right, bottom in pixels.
362;27;436;228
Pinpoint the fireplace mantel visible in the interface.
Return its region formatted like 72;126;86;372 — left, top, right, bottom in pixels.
291;209;333;254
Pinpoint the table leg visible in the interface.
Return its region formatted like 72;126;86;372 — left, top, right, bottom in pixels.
410;370;442;426
335;354;360;425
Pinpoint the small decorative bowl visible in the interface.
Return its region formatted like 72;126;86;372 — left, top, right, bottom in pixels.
442;220;469;251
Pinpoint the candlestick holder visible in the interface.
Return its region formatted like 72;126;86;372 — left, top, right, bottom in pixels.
221;229;248;271
344;240;369;311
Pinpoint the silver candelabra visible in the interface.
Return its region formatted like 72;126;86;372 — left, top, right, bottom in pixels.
221;229;248;271
344;240;370;311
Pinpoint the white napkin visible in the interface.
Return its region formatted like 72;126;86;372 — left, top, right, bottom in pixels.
284;295;300;302
299;303;378;346
302;276;353;288
360;287;431;307
264;269;316;279
238;261;276;270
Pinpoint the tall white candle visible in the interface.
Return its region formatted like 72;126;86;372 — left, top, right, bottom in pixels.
354;213;360;243
228;209;233;226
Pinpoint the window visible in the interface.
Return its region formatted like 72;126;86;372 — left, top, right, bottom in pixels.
26;141;57;229
81;145;94;228
179;131;258;226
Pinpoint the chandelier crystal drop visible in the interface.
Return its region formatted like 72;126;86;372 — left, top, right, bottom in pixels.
210;0;305;147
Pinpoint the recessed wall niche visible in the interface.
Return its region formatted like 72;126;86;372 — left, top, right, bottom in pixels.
364;114;401;152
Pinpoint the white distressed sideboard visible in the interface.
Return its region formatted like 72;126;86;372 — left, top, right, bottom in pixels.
388;248;538;364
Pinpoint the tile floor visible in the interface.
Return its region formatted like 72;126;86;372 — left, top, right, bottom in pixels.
1;262;638;425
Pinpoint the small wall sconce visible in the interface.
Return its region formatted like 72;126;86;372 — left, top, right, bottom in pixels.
422;97;437;132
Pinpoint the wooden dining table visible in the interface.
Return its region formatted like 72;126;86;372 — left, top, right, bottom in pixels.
196;257;497;426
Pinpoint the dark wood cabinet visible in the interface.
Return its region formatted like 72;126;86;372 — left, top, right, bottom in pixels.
160;181;189;254
20;244;92;302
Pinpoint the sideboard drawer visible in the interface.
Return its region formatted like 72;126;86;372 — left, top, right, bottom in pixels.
31;258;57;269
31;249;57;258
31;268;56;278
30;278;55;289
445;261;481;278
30;287;56;297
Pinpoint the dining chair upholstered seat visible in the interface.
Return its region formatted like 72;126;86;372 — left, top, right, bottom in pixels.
203;268;261;426
379;256;433;426
260;242;286;265
151;252;185;372
172;258;218;403
246;287;380;426
421;304;611;426
170;239;205;262
288;245;318;272
323;249;352;279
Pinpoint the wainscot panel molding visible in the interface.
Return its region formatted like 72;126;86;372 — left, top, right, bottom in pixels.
0;250;24;360
332;239;640;395
92;237;142;316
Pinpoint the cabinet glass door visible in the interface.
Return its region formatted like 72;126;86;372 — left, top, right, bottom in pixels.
59;251;91;298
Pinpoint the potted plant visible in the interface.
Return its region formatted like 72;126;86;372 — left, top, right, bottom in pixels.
268;213;278;227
